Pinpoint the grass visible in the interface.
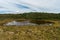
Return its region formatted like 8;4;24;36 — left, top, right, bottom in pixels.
0;25;59;40
0;19;60;40
0;17;60;40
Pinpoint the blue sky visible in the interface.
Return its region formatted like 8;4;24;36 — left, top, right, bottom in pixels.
0;0;60;13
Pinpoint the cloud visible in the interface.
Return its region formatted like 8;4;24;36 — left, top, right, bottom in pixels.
0;0;60;13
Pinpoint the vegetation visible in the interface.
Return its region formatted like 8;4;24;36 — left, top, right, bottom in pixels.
0;12;60;40
0;12;60;20
0;26;59;40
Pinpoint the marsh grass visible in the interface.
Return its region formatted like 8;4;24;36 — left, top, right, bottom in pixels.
0;20;59;40
0;25;59;40
0;19;59;40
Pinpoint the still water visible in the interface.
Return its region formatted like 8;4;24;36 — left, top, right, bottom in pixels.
4;20;37;26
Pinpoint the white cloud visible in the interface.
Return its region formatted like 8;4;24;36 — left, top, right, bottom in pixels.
0;0;59;13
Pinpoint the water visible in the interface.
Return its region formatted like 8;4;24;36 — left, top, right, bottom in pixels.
3;20;54;26
4;20;37;26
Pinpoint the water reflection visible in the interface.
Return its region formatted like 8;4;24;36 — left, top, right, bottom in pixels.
4;20;37;26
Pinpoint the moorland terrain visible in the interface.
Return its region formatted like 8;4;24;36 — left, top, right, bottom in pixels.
0;12;60;40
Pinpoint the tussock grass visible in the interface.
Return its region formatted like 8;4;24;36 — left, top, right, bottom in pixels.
0;25;59;40
0;17;59;40
0;12;60;40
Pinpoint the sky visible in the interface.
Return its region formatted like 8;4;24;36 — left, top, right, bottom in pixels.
0;0;60;14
